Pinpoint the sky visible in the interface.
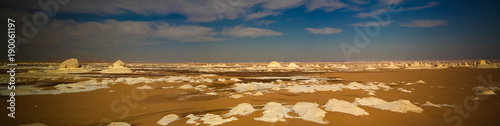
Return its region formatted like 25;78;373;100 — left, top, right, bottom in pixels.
1;0;500;62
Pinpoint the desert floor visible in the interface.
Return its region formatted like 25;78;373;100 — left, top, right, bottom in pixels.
1;68;500;126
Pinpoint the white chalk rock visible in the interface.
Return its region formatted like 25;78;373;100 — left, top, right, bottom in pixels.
292;102;328;124
324;99;369;116
157;114;179;125
200;113;238;126
267;61;282;68
107;122;131;126
254;102;292;122
101;60;133;73
225;103;256;117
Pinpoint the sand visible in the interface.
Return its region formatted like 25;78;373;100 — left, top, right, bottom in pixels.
1;64;500;126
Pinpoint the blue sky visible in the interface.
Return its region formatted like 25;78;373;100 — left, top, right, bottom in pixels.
2;0;500;62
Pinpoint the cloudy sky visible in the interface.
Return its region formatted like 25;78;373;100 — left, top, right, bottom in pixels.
2;0;500;62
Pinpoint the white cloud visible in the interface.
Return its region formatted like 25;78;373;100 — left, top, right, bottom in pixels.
378;0;404;5
400;20;447;28
354;1;439;18
3;0;289;22
305;27;343;34
254;20;276;26
222;26;282;38
262;0;306;9
245;11;280;20
35;19;223;47
348;0;370;4
306;0;349;12
351;21;392;27
404;2;440;11
354;9;388;18
33;20;283;47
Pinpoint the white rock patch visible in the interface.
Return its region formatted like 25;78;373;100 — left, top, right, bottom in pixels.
292;102;328;124
200;113;238;126
354;97;423;113
225;103;256;117
157;114;179;125
323;99;369;116
254;102;292;122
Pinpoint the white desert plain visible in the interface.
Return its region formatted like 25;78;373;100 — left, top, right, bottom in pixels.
1;59;500;126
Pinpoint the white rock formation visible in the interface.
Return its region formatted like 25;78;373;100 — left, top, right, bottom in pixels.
292;102;328;124
107;122;131;126
337;64;349;69
178;84;194;89
365;65;377;70
254;102;292;122
267;61;282;68
101;60;133;73
354;97;423;113
45;58;90;73
287;62;300;68
157;114;180;125
384;62;400;69
225;103;256;117
323;99;369;116
200;113;238;126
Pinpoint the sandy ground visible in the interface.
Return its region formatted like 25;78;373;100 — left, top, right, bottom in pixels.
1;68;500;126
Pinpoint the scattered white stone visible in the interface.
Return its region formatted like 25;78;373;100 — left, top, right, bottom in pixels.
179;84;194;89
253;91;264;96
271;86;281;91
217;78;227;82
292;102;328;124
398;88;412;93
285;85;316;93
254;102;292;122
44;58;90;73
323;99;369;116
185;114;201;125
101;60;133;73
205;92;217;95
474;86;498;95
230;94;244;99
354;97;423;113
230;78;242;82
107;122;131;126
201;74;217;77
267;61;282;68
200;113;238;126
416;80;426;84
367;90;376;95
232;82;276;92
225;103;256;117
157;114;180;126
421;101;441;108
195;84;208;88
